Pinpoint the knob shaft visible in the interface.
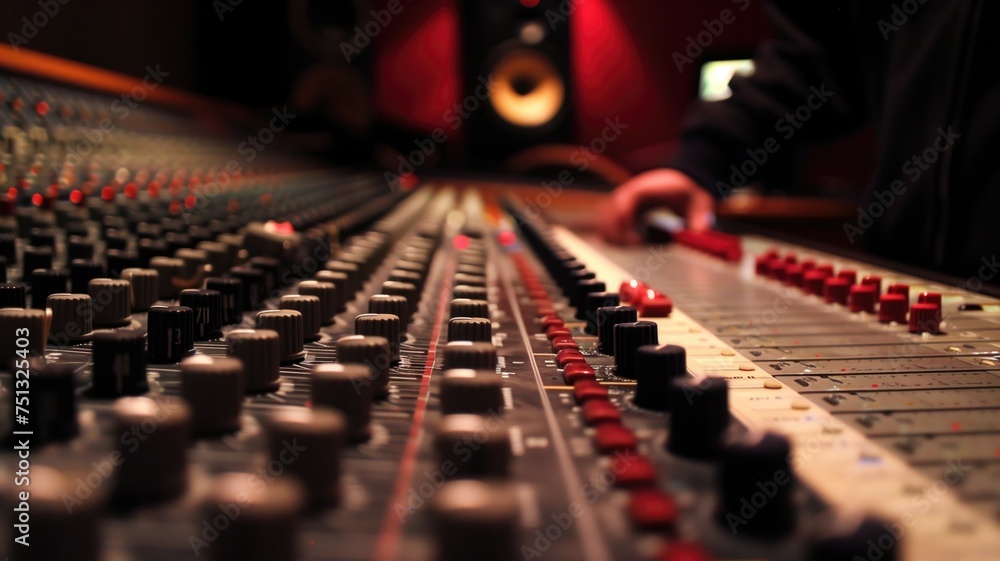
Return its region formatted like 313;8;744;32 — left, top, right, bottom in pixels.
613;321;659;379
312;363;375;442
180;356;245;436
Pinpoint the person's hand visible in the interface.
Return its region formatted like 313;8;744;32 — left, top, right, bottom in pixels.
599;168;716;244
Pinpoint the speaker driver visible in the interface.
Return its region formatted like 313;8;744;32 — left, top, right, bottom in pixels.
488;46;566;130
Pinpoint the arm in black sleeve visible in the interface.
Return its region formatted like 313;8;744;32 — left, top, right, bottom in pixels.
669;0;871;197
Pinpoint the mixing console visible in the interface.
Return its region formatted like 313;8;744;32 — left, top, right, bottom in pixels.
2;68;1000;561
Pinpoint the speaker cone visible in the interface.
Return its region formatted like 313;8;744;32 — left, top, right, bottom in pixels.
488;46;566;130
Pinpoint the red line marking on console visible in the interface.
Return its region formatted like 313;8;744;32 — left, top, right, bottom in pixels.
373;262;454;561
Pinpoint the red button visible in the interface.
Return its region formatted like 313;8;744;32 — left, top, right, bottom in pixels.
540;315;564;330
754;256;771;276
582;399;621;425
593;424;637;454
918;292;942;306
574;380;609;403
861;275;882;294
887;283;910;305
909;303;941;334
563;363;597;384
628;489;677;532
838;269;858;284
803;270;829;296
878;293;908;323
551;337;579;352
614;454;657;488
638;292;672;317
824;277;851;305
849;284;877;313
619;279;648;303
783;254;797;264
785;265;805;288
537;307;557;318
556;349;587;367
658;541;715;561
768;259;787;281
547;326;572;340
35;101;49;115
816;263;835;276
799;259;816;271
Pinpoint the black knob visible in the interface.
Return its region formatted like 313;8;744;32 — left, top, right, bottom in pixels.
226;329;282;392
137;237;170;266
228;267;267;311
442;341;497;371
324;260;360;295
715;433;796;539
453;284;487;301
665;376;729;460
368;294;408;325
88;278;132;327
433;481;518;561
0;233;17;263
148;256;184;300
440;369;504;415
355;313;401;363
0;283;26;308
613;321;658;379
30;268;69;309
0;308;47;367
180;356;245;436
336;334;391;399
264;407;346;507
298;280;337;324
633;344;687;411
572;279;606;314
808;518;899;561
256;310;306;363
249;256;281;291
103;228;128;250
447;317;491;342
69;259;105;294
47;293;93;345
449;298;489;319
112;397;191;504
5;465;102;560
312;363;375;443
147;305;195;363
121;268;159;311
582;292;620;334
105;249;140;278
206;276;244;324
314;271;349;312
91;329;148;397
179;289;223;340
453;272;486;287
387;268;423;289
13;360;78;444
381;280;419;320
597;305;637;354
22;245;54;276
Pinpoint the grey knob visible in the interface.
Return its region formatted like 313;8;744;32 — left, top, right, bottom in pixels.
264;407;346;507
256;310;306;363
434;414;510;479
298;280;338;324
336;334;391;399
47;293;93;344
440;369;503;415
180;356;245;436
279;294;322;341
91;329;148;397
312;363;374;442
121;268;159;311
88;278;132;327
112;397;191;504
226;329;282;392
433;480;518;561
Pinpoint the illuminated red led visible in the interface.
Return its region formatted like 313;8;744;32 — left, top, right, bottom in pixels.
100;185;116;201
185;195;197;208
520;0;541;7
124;183;139;199
31;193;44;207
35;101;49;115
399;172;418;191
498;230;517;246
453;234;470;250
69;189;84;204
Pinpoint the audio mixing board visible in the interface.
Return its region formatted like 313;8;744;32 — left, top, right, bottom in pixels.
2;68;1000;561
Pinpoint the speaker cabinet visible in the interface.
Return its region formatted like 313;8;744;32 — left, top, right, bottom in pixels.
460;0;573;164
